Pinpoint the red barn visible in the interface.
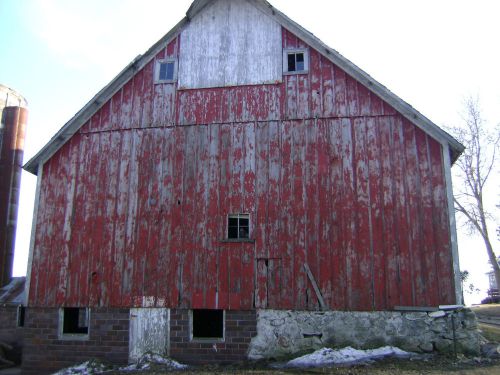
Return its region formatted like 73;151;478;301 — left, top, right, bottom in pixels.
22;0;467;373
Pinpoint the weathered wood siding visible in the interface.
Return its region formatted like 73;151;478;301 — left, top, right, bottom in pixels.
28;27;456;311
178;0;282;89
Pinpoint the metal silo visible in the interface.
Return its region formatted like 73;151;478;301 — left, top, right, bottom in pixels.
0;84;28;287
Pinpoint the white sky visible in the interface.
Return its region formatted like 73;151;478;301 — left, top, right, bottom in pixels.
1;0;499;305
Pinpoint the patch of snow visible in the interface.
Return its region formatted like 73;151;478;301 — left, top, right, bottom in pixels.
51;360;108;375
120;353;188;372
287;346;413;367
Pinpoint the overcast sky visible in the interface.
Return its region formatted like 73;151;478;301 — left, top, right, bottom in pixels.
1;0;499;304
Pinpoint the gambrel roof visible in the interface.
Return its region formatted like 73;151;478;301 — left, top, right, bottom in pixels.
24;0;464;175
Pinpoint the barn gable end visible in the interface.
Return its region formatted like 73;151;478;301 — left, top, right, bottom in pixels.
19;1;472;373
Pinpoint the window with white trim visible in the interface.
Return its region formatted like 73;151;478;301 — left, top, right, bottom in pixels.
155;59;177;83
283;48;309;74
227;214;250;239
59;307;89;339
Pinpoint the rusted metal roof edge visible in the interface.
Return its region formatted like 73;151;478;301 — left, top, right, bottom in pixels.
23;18;189;175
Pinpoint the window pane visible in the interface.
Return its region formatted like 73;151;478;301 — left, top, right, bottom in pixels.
159;63;168;80
228;226;238;239
239;218;249;227
288;53;296;72
228;217;239;227
296;53;304;63
297;61;305;71
238;226;249;239
166;62;175;80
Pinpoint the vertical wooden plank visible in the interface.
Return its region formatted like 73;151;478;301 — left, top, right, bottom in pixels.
156;127;174;306
309;50;322;117
333;66;347;117
317;120;332;308
358;83;371;116
255;259;268;308
328;119;346;309
367;118;385;310
217;124;231;309
87;130;104;307
56;136;79;306
241;123;256;309
353;118;373;310
291;120;307;309
112;130;131;307
346;75;359;117
379;116;399;308
140;61;154;128
392;117;413;306
255;122;269;260
131;69;144;129
171;127;185;307
279;120;293;309
416;128;438;305
305;120;319;310
205;124;220;307
403;121;425;306
341;118;356;310
120;79;134;130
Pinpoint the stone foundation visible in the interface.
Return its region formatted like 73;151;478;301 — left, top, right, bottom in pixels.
249;309;481;359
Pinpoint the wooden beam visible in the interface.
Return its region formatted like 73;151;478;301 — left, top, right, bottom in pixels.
303;263;327;311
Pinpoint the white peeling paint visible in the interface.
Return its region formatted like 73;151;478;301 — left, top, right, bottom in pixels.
179;0;282;89
129;308;170;363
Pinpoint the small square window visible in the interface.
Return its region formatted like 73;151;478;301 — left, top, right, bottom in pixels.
155;60;176;83
191;309;224;340
60;307;89;338
283;49;309;74
228;214;250;239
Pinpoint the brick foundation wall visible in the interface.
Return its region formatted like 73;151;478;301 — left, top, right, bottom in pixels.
22;307;129;375
170;309;257;364
0;306;23;364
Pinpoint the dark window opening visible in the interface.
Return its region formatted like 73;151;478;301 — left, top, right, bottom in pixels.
158;61;175;81
287;52;305;72
192;309;224;339
62;308;89;335
228;214;249;239
17;306;25;327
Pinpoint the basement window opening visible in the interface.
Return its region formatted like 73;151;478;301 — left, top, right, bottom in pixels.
155;59;176;83
228;213;250;239
283;49;309;74
191;309;224;340
60;307;89;337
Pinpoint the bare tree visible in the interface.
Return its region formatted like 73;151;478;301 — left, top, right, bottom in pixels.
450;97;500;293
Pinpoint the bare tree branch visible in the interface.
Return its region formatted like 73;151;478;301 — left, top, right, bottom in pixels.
448;97;500;295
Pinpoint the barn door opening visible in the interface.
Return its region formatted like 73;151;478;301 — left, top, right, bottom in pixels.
129;308;169;362
255;258;281;308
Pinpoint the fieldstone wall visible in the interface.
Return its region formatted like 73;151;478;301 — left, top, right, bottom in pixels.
248;309;481;359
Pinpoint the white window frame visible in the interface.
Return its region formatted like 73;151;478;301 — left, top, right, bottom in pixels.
227;213;250;240
283;48;309;75
58;307;90;341
154;59;177;84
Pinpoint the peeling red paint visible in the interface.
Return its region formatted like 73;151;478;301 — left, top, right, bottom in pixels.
28;30;456;310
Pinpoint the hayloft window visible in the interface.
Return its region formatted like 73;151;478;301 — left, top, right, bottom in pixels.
191;309;224;341
155;59;176;83
283;49;309;74
228;214;249;239
60;307;89;338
